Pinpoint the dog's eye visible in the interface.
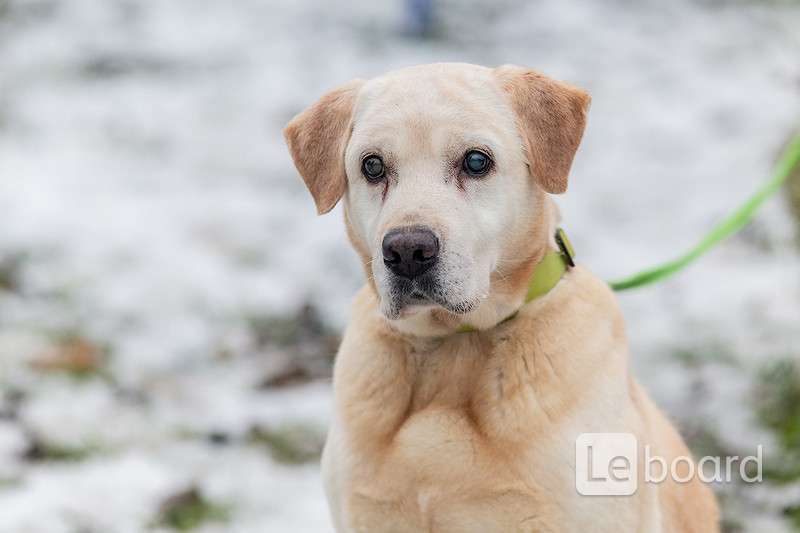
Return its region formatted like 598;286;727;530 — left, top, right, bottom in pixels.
361;155;385;183
462;150;492;176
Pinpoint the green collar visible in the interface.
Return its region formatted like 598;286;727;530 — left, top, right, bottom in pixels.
456;228;575;333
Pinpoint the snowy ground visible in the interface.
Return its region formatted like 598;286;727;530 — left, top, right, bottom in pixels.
0;0;799;531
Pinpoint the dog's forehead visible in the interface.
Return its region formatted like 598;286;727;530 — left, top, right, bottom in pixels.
352;64;515;142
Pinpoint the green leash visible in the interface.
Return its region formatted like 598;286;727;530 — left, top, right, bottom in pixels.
609;135;800;292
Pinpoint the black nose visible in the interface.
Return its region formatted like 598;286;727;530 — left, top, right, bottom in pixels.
382;226;440;279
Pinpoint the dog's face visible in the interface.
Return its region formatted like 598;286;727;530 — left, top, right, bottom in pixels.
285;63;589;328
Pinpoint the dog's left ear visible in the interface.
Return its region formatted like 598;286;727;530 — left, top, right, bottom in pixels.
283;79;364;214
493;65;590;194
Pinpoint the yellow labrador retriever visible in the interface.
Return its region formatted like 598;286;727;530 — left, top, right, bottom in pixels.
284;63;719;533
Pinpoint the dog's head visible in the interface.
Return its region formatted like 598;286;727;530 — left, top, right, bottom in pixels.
285;63;589;334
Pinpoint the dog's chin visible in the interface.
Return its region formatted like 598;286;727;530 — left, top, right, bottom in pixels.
388;294;435;319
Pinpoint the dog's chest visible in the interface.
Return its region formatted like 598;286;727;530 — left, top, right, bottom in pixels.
340;407;569;533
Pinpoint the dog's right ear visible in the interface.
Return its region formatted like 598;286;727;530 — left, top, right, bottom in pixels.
283;80;364;215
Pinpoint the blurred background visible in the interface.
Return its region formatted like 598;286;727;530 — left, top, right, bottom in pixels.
0;0;799;531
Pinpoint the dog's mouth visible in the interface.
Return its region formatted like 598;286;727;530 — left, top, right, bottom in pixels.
383;275;478;319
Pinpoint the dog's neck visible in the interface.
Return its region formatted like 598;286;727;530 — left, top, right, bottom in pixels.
386;195;560;338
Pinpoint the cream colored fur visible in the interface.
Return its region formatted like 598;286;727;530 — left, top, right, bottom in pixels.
284;63;719;533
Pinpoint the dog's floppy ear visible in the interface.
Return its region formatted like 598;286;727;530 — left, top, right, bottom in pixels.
283;79;364;214
493;65;590;194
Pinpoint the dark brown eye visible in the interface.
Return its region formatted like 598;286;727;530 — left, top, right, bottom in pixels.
361;155;385;182
462;150;492;176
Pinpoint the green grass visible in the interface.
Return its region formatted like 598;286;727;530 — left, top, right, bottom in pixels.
248;423;325;465
787;140;800;244
755;359;800;451
754;359;800;484
246;303;333;348
0;251;26;292
23;440;99;463
785;505;800;531
0;476;21;489
671;343;738;368
153;488;230;531
753;358;800;498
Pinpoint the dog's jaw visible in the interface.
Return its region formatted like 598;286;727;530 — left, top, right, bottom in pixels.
376;273;522;337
